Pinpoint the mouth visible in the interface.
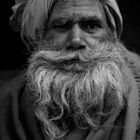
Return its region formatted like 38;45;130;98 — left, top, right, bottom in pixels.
59;57;89;72
62;57;80;65
48;52;94;72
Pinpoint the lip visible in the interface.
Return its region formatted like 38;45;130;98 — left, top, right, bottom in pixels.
60;58;90;72
62;57;80;64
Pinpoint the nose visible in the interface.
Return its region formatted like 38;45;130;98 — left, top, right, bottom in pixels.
66;24;86;51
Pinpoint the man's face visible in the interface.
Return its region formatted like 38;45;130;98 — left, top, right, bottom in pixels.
47;0;112;51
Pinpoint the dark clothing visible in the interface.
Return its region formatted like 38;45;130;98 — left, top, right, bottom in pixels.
0;72;49;140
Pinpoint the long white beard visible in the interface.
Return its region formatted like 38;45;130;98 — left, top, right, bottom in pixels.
27;40;128;139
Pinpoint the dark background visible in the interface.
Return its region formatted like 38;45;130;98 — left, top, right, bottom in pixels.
1;0;140;70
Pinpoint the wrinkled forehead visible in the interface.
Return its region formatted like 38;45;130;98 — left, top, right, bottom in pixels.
50;0;106;22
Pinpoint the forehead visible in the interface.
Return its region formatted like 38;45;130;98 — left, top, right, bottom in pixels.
50;0;106;21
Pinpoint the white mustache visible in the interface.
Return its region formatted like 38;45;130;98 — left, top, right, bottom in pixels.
30;41;124;70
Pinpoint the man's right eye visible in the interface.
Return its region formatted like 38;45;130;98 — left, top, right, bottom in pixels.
53;21;72;31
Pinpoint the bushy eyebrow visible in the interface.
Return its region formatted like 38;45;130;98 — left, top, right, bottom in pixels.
79;17;102;26
49;17;69;25
48;15;103;27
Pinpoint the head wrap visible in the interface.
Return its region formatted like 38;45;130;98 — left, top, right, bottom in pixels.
10;0;123;48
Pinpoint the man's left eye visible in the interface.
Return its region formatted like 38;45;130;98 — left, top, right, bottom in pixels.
80;20;101;31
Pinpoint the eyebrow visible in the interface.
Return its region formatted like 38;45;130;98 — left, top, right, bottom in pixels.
78;16;103;25
49;15;103;26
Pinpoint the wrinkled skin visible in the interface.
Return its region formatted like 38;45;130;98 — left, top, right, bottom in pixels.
46;0;113;52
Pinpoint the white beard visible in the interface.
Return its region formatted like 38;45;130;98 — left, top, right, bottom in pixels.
27;40;128;139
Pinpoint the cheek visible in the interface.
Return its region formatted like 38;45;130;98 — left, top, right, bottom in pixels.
49;31;68;50
81;33;99;49
85;37;99;49
95;29;110;38
83;30;112;49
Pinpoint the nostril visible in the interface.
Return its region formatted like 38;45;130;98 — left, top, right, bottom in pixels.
66;45;86;51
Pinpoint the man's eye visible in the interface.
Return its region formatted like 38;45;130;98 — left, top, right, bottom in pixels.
80;20;101;31
53;21;72;31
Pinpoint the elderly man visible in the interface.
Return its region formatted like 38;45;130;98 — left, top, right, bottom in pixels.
0;0;140;140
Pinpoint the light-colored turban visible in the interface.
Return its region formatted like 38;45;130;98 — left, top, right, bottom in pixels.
10;0;123;48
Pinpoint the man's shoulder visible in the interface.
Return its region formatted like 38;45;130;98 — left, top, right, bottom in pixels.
0;70;26;101
125;50;140;140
